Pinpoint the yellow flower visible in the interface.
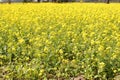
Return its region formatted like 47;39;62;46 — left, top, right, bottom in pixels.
59;49;63;54
25;57;29;61
18;38;24;44
0;55;4;59
90;32;95;37
53;67;57;70
39;69;44;76
62;59;69;63
91;40;95;45
98;45;104;51
12;47;16;51
113;70;117;73
71;60;77;64
111;53;117;60
99;62;105;69
45;40;51;45
40;69;44;73
8;42;12;47
0;61;3;65
44;47;48;52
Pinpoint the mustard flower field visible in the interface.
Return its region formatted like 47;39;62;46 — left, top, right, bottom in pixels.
0;3;120;79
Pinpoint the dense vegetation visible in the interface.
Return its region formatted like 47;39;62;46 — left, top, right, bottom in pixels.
0;3;120;79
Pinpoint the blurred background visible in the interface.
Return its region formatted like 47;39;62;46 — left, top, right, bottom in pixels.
0;0;120;3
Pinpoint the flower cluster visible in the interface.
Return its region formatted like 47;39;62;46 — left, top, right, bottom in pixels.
0;3;120;79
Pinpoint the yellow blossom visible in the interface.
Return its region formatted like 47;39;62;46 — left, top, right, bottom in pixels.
18;38;24;44
59;49;63;54
98;45;104;51
99;62;105;69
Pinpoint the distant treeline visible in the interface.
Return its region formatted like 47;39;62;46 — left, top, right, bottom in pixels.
0;0;120;4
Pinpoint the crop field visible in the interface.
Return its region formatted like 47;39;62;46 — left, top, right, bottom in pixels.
0;3;120;79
